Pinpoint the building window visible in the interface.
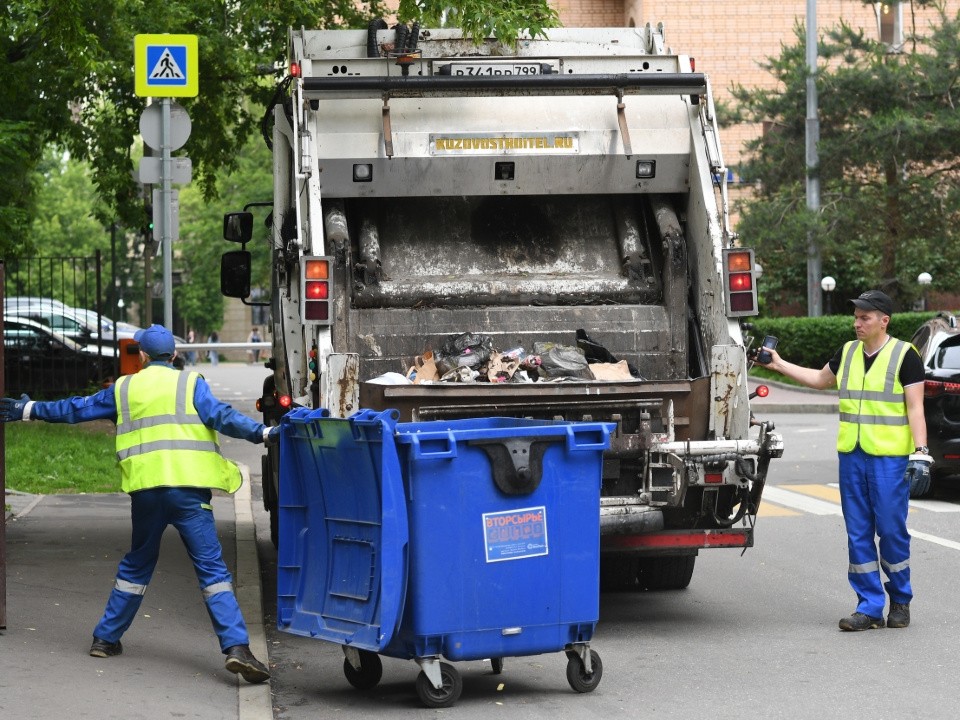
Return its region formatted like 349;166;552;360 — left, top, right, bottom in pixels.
875;2;903;52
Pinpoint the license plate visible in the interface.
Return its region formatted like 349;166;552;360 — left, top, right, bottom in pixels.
444;62;548;76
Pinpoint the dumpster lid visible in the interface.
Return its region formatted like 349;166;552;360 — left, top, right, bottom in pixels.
276;408;408;651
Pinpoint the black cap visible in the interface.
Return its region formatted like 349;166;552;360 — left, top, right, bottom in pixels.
850;290;894;317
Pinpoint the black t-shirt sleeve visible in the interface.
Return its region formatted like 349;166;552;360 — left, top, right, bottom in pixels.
828;347;843;375
900;345;925;387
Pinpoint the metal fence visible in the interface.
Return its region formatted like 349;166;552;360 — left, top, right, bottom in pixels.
2;253;120;399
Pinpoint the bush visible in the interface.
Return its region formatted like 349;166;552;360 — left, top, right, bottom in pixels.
747;312;936;369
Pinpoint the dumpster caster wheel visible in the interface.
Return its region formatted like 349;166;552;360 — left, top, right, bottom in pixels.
490;657;504;675
416;662;462;708
343;650;382;690
566;650;603;693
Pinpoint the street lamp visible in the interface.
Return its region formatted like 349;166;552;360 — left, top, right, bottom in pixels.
918;272;932;311
821;276;836;315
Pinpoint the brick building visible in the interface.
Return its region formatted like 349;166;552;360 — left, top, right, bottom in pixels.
556;1;955;180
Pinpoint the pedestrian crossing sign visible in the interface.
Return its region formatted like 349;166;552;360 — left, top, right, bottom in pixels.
134;34;198;97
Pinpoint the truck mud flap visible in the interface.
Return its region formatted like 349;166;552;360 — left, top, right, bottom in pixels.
601;528;754;551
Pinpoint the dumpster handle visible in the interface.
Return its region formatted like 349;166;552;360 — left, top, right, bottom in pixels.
565;425;613;452
405;431;458;460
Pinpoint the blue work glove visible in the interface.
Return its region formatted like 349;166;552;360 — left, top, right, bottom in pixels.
262;426;281;447
904;453;933;498
0;394;31;422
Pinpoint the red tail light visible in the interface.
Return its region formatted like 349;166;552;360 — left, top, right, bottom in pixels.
755;384;769;398
705;473;723;484
925;380;960;397
278;394;293;408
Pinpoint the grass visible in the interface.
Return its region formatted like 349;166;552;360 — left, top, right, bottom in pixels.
750;365;805;387
4;420;119;494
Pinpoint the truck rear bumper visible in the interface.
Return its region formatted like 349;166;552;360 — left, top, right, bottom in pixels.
601;527;754;552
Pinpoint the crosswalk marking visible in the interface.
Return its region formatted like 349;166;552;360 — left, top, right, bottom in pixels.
909;529;960;551
756;501;801;517
789;483;841;503
757;484;960;551
761;486;843;516
762;484;960;515
905;499;960;513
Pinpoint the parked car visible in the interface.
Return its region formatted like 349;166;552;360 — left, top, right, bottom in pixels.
908;312;960;496
3;316;115;398
12;302;138;347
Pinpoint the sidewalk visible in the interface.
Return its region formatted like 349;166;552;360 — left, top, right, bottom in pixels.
1;468;271;720
748;376;839;414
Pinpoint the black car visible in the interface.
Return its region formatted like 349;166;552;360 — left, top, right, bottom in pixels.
909;312;960;497
3;316;114;399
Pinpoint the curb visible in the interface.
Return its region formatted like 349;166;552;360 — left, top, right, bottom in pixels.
752;403;839;414
233;465;274;720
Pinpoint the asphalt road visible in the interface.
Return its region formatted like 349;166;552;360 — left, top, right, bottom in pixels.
207;366;960;720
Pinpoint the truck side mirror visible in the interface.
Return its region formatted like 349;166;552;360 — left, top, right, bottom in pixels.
223;212;254;243
221;250;252;298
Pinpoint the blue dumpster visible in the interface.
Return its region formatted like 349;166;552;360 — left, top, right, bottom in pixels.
276;408;612;707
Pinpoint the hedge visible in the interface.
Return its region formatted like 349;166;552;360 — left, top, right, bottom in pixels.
745;311;938;369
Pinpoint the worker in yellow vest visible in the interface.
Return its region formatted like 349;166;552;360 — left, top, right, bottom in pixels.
0;325;278;683
753;290;929;632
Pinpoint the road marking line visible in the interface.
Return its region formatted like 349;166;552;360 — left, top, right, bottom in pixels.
910;529;960;551
827;483;960;513
762;486;842;516
907;499;960;513
788;483;841;503
756;502;801;517
763;485;960;547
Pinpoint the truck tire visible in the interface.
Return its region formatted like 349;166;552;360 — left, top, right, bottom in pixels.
261;454;279;549
636;555;696;590
599;556;639;592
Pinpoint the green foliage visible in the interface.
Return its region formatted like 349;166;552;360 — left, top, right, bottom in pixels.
174;137;274;333
0;0;387;259
730;5;960;311
397;0;560;45
5;421;119;494
748;311;936;369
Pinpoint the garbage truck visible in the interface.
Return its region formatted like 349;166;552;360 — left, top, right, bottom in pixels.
220;23;784;590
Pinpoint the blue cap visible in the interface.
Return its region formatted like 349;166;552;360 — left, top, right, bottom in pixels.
134;324;176;359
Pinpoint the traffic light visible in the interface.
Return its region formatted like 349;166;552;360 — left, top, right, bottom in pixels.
722;248;759;316
143;203;154;238
301;256;333;325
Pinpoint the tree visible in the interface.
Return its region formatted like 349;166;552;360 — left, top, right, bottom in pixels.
727;3;960;311
398;0;558;45
0;0;559;260
0;0;388;259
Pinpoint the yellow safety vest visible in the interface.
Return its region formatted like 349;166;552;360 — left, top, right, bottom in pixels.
113;366;242;494
836;338;912;456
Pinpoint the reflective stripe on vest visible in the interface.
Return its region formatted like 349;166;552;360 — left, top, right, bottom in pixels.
836;339;912;456
114;366;242;494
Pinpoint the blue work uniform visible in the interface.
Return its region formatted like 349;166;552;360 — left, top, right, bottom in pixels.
25;361;266;652
829;340;924;618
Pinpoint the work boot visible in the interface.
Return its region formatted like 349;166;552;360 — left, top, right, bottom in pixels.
838;612;885;631
89;638;123;658
887;602;911;628
224;645;271;684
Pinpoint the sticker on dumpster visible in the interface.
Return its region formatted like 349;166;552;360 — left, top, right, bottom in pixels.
483;506;549;562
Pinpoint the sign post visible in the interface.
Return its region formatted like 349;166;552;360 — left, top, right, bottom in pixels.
134;34;198;329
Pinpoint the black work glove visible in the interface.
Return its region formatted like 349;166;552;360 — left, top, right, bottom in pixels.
0;394;31;422
904;453;933;497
